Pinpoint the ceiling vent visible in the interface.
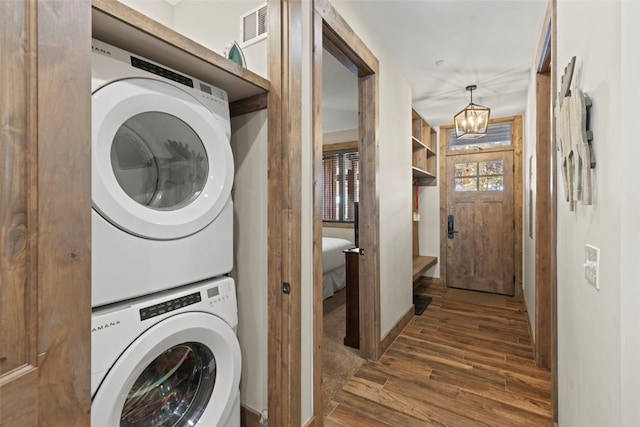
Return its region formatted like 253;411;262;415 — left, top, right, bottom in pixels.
241;4;268;47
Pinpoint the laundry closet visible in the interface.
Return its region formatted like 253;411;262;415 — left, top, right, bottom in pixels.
90;1;272;425
0;0;276;425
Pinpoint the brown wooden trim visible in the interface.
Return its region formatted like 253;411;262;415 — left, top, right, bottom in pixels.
314;0;378;75
230;93;268;117
312;9;325;424
37;0;92;424
513;115;524;298
535;70;552;370
241;404;263;427
523;285;536;352
267;1;302;425
322;140;358;153
92;0;269;101
379;307;414;356
303;416;317;427
444;146;516;157
533;1;558;422
358;73;381;361
439;128;448;287
322;221;354;229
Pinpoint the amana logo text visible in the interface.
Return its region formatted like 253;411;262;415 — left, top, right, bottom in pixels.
92;320;121;333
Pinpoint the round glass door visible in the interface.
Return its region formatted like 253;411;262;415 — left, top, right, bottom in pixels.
111;112;208;211
91;312;241;427
92;78;234;240
121;342;216;427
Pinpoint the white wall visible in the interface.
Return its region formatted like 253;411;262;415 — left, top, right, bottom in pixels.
118;0;173;27
230;110;269;415
620;2;640;425
323;128;358;144
173;1;268;78
119;0;268;78
327;1;413;339
556;1;626;425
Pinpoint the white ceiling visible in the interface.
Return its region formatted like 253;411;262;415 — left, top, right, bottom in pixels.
323;0;548;128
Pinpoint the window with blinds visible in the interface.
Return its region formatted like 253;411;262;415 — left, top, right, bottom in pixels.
322;151;359;222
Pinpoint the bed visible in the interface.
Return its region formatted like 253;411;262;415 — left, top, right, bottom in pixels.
322;237;354;299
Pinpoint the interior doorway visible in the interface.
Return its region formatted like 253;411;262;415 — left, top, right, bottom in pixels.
312;0;381;422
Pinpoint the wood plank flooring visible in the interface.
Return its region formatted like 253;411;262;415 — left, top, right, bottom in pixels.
325;280;553;426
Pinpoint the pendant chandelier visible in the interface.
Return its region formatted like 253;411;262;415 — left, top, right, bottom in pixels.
454;85;490;139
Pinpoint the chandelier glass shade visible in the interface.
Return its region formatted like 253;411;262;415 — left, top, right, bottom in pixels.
454;85;490;139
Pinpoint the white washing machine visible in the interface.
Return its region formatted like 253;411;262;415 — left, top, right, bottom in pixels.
91;39;234;307
91;276;241;427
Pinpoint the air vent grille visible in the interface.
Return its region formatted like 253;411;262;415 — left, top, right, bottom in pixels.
242;4;268;47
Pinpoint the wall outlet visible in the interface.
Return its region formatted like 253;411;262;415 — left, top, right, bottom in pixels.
584;244;600;290
413;212;420;222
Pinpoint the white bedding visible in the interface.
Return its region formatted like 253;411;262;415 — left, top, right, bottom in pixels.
322;237;353;299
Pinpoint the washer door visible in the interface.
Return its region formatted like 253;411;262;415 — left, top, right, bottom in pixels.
91;312;241;427
92;78;233;240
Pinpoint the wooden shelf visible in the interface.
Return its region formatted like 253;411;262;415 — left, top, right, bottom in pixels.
412;136;427;149
413;256;438;282
411;166;436;180
92;0;270;102
411;109;437;186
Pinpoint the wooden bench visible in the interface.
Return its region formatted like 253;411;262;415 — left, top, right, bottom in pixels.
413;255;437;283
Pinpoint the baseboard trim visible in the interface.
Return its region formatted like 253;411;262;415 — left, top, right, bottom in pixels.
523;293;539;366
379;305;414;357
241;404;262;427
303;415;316;427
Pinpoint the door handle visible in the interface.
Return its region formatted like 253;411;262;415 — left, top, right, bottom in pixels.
447;214;459;239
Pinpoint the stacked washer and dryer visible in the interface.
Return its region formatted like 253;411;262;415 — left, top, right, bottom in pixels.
90;39;241;427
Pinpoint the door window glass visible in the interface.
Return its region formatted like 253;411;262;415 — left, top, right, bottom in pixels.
111;112;208;211
454;160;504;192
449;122;512;151
121;342;216;427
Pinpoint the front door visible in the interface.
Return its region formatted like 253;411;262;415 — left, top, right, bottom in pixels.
445;149;515;295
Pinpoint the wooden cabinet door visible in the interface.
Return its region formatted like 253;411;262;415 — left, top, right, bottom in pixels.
0;1;91;425
445;150;515;295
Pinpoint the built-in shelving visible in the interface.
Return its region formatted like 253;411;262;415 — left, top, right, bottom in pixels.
411;109;438;285
411;109;437;186
92;0;269;103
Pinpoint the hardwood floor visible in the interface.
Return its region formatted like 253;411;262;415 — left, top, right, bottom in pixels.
325;280;552;426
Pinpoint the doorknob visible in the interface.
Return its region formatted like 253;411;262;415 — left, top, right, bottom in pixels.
447;214;459;239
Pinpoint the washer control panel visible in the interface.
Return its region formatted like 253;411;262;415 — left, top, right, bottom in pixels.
139;291;202;321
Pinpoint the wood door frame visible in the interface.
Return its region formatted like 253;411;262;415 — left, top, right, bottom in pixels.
439;115;524;297
267;0;303;425
533;0;558;421
312;0;381;422
1;1;92;424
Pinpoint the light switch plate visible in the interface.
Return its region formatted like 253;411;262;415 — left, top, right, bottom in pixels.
584;244;600;290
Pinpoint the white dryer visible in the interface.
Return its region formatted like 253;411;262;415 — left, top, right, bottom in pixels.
91;276;241;427
91;39;234;307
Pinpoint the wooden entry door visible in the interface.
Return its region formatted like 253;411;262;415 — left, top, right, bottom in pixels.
445;150;515;295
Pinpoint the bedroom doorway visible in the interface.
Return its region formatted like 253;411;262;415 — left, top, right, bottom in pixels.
312;0;381;421
319;45;363;413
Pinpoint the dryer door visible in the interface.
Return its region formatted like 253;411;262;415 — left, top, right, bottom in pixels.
91;312;241;427
92;78;233;240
